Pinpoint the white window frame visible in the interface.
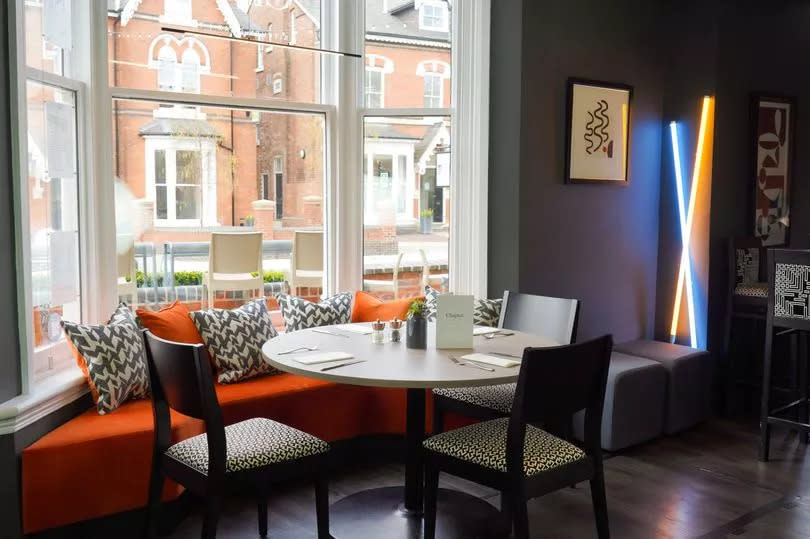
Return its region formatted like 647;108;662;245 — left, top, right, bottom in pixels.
418;0;449;32
290;10;297;45
422;72;443;108
256;43;264;72
3;0;490;430
364;67;384;108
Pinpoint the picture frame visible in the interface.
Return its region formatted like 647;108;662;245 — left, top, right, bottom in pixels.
751;93;796;247
565;78;633;184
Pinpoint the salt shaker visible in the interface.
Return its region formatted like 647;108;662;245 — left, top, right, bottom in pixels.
390;318;403;343
372;318;386;344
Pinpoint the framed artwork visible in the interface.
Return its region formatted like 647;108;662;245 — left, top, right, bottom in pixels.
565;78;632;184
752;94;796;246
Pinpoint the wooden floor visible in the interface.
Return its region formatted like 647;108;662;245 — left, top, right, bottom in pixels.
166;419;810;538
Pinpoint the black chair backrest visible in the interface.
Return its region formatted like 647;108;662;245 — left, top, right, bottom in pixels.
767;249;810;331
143;330;226;474
506;335;613;471
729;236;765;289
499;290;580;344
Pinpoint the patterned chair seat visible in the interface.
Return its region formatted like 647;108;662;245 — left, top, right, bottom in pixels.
734;283;768;298
432;383;515;414
165;418;329;475
423;417;586;476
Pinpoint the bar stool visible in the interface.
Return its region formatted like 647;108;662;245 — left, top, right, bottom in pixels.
759;249;810;461
723;237;768;412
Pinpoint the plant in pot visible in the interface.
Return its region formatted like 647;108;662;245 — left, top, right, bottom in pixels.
406;299;428;349
419;208;434;234
245;214;255;227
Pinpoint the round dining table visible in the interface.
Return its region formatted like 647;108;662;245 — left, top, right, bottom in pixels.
261;323;558;538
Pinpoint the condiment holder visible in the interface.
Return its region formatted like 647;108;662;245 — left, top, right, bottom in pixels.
371;319;386;344
390;318;403;343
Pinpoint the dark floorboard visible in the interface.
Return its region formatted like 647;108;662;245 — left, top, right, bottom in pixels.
166;419;810;538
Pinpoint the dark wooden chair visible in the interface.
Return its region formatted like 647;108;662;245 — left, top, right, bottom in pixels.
759;249;810;461
142;330;331;539
431;291;580;432
423;335;613;539
723;237;768;411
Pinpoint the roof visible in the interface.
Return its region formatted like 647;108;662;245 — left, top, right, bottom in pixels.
415;121;445;162
139;118;221;138
295;0;322;27
366;0;451;43
365;124;422;141
228;2;262;33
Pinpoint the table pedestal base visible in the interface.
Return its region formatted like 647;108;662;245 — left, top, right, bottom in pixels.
329;486;509;539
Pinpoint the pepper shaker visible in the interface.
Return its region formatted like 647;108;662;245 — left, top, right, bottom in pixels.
372;318;386;344
390;318;403;343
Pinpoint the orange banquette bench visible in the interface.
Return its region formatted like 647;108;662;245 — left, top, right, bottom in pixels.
21;374;420;534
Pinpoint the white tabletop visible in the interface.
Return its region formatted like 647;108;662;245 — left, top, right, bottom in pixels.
261;323;559;389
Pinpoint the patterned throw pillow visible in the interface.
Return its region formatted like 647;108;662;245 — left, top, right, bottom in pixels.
276;292;353;332
62;303;150;415
474;297;503;327
423;286;502;327
190;299;279;384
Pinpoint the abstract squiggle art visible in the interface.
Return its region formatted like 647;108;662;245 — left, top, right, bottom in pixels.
566;79;631;183
584;100;613;157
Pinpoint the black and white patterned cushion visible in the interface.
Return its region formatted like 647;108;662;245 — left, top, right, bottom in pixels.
423;417;586;476
424;286;502;327
62;303;149;415
276;292;352;332
775;263;810;320
734;283;769;298
190;299;279;384
165;418;329;475
432;383;516;414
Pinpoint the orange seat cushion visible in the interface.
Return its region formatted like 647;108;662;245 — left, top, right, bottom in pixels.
136;301;203;344
21;373;430;534
351;290;422;323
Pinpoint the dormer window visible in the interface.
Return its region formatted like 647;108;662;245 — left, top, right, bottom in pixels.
162;0;193;24
419;1;448;32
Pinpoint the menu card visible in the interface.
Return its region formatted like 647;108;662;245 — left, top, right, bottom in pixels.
435;295;473;349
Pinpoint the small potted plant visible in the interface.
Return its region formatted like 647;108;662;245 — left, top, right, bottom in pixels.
245;214;255;227
419;208;434;234
406;299;428;349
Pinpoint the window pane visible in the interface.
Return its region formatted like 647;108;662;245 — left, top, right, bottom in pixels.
26;80;81;380
108;2;322;103
114;99;325;328
25;1;73;76
363;117;450;299
365;0;451;109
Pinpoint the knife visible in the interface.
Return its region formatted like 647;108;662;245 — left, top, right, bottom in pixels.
320;359;366;371
311;328;350;338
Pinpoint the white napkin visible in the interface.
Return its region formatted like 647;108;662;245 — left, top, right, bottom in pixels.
333;324;374;335
292;351;354;365
461;353;520;368
473;326;500;336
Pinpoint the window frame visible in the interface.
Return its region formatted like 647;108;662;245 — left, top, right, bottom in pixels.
423;72;443;108
4;0;490;412
418;1;449;32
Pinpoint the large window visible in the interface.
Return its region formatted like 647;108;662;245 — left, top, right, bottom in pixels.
8;0;489;397
363;1;454;299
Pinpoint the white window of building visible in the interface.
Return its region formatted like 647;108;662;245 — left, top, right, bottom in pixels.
266;23;274;52
180;48;201;92
365;69;384;108
290;11;297;44
418;1;448;31
256;43;264;71
157;46;177;91
423;73;442;107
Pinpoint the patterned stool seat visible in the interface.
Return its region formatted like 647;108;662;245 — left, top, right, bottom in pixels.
432;383;516;414
165;418;329;475
423;417;585;476
734;283;768;298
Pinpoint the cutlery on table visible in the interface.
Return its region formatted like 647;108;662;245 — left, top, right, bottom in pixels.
449;356;496;372
320;359;366;372
484;330;515;340
311;328;351;338
487;351;522;359
277;345;319;355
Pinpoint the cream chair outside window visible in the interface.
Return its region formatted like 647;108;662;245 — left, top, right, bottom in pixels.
290;231;324;295
363;252;405;299
117;235;138;307
204;232;264;308
420;248;449;292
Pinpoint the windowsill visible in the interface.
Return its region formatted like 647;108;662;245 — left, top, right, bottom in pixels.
0;369;88;435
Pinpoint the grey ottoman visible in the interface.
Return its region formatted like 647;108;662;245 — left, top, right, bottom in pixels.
573;352;667;451
614;340;711;434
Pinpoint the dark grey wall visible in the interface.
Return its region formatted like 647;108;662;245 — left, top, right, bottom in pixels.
0;0;21;403
516;0;665;342
487;0;523;297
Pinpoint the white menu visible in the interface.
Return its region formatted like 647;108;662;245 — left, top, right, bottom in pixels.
435;295;473;349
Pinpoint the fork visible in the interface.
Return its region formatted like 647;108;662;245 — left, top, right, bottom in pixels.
484;330;515;340
277;345;319;355
449;356;495;372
